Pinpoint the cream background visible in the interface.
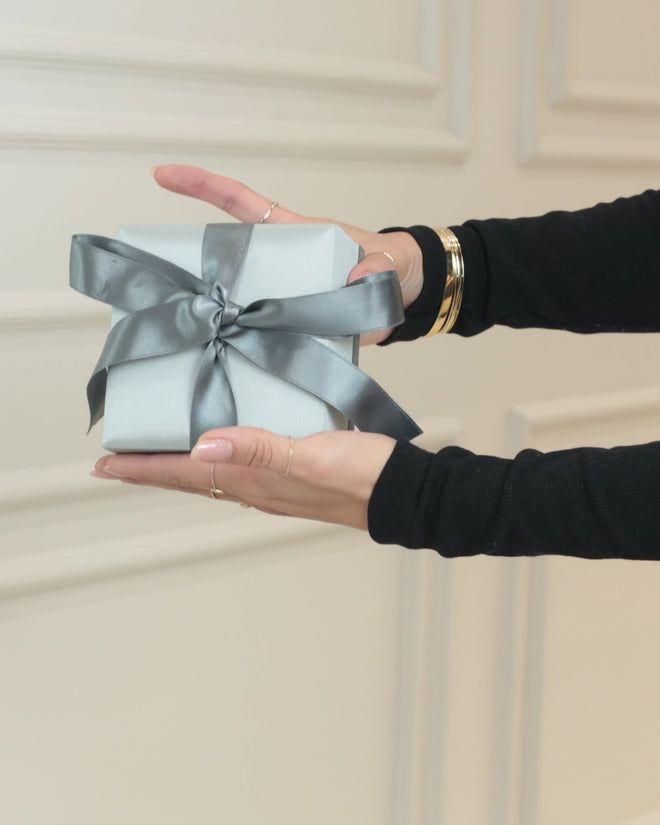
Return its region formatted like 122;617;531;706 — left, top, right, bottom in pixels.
1;0;660;823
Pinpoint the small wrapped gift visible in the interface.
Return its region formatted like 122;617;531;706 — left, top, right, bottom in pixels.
70;223;421;452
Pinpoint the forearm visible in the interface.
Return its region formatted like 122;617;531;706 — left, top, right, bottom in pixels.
368;440;660;560
382;188;660;340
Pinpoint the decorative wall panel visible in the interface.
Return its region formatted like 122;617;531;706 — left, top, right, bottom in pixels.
500;386;660;825
520;0;660;166
0;0;473;162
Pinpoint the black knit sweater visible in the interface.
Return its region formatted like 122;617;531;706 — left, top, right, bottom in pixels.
368;189;660;559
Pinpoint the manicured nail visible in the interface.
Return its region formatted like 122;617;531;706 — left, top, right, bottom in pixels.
90;465;122;479
101;460;128;478
191;439;234;462
150;165;159;178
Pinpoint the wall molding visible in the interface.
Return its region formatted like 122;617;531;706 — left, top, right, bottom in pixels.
0;510;341;600
508;385;660;453
391;551;452;825
490;557;548;825
0;460;128;513
0;289;109;331
493;394;553;825
521;133;660;168
0;415;459;599
390;414;460;824
0;4;473;162
519;0;660;167
0;107;469;162
498;385;660;825
0;24;441;99
552;78;660;115
0;415;460;514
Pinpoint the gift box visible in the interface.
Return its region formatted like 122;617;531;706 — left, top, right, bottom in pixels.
109;223;359;451
70;223;421;452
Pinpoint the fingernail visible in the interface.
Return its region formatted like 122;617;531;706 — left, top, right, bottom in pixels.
102;460;128;478
191;439;233;462
150;165;159;178
92;458;120;479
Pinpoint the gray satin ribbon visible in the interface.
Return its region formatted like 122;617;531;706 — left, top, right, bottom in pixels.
70;224;422;447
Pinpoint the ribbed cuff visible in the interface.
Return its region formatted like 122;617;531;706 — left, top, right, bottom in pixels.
450;224;491;337
377;225;448;344
367;440;435;548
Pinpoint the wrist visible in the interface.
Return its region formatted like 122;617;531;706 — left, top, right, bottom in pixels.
380;230;423;310
378;225;449;343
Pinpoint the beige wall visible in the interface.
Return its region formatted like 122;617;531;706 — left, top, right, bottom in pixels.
1;0;660;823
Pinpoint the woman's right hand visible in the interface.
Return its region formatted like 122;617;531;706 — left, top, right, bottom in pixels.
151;164;423;345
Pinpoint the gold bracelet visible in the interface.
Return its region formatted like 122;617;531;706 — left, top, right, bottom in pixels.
424;227;465;336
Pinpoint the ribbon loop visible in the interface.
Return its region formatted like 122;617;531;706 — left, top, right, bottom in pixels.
70;224;422;446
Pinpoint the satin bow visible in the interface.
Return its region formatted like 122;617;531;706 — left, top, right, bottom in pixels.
70;223;422;447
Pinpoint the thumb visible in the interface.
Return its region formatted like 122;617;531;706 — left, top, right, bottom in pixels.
346;251;397;286
191;427;295;476
346;251;398;345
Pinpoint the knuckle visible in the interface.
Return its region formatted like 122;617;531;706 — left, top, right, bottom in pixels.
244;435;275;470
224;188;240;214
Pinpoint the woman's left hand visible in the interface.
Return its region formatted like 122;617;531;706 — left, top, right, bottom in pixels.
151;164;423;346
93;427;396;530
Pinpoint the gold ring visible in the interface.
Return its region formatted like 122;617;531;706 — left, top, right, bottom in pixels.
209;463;225;499
381;251;395;266
259;200;279;223
284;435;294;478
239;501;252;509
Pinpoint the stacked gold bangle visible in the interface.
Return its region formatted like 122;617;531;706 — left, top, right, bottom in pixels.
424;227;465;336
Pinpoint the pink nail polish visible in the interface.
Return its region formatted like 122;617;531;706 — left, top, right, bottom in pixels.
191;439;234;462
102;461;127;478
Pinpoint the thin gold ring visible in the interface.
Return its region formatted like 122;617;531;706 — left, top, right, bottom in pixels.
209;463;225;499
284;435;294;478
260;200;279;223
381;251;395;266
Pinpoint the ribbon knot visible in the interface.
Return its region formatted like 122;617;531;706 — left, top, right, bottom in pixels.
209;282;226;318
203;283;240;354
70;223;422;447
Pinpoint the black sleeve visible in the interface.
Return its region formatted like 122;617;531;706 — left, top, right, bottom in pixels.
380;188;660;341
368;440;660;560
369;190;660;559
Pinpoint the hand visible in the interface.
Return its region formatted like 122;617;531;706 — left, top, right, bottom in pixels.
93;427;397;530
151;164;423;345
92;165;409;523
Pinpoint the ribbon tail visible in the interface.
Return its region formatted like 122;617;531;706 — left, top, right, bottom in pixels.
86;369;108;433
228;330;422;441
83;298;213;432
190;343;237;447
70;234;208;311
237;270;404;337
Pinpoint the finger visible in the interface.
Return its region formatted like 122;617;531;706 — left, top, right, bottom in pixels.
151;164;304;224
94;453;216;494
93;453;262;506
191;427;296;477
